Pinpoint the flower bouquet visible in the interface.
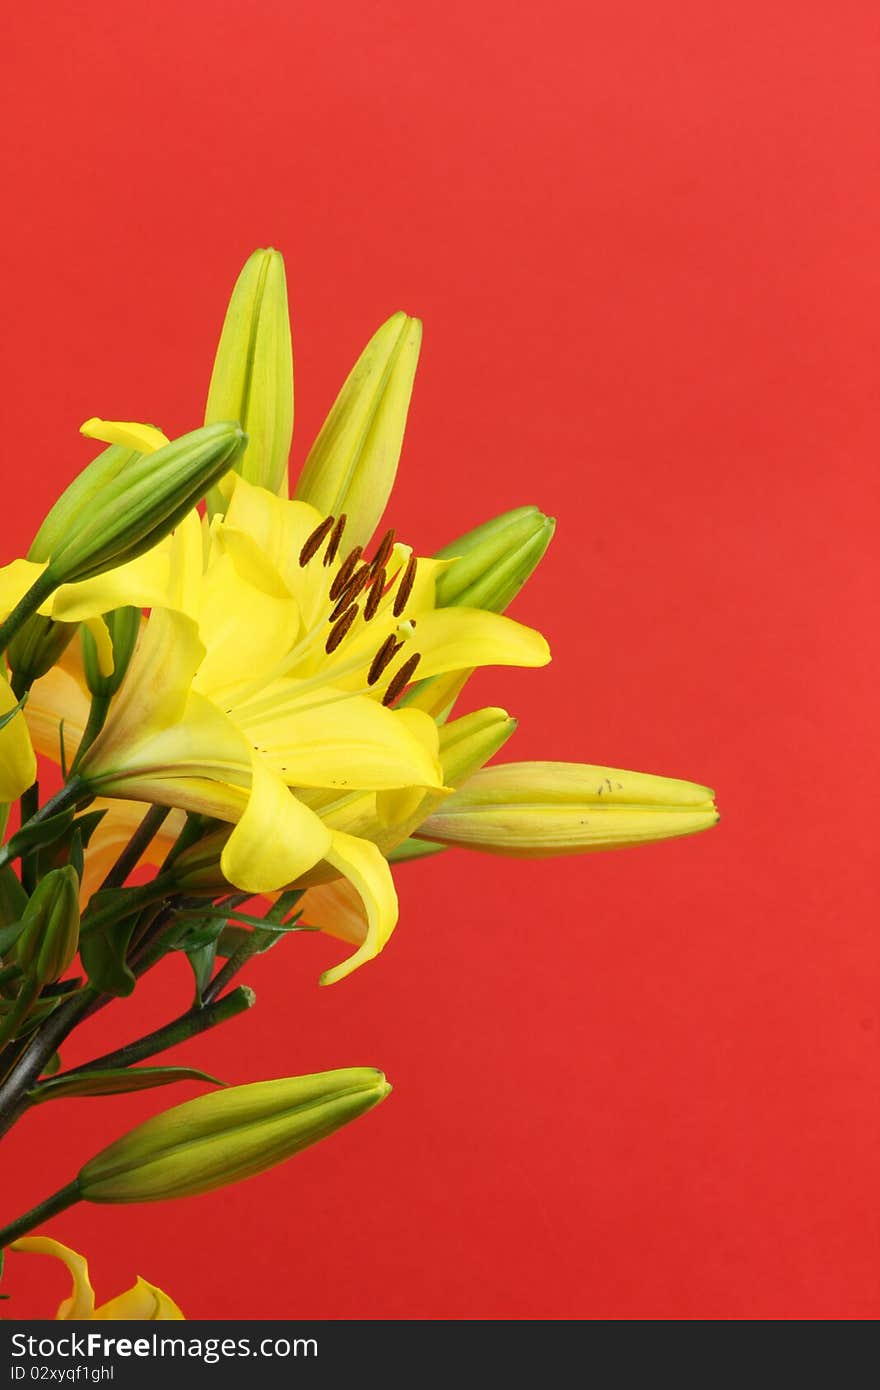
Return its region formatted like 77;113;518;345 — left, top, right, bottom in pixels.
0;250;717;1318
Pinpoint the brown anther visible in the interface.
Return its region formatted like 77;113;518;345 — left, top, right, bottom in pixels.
392;554;418;616
367;633;404;686
363;567;386;620
298;515;335;567
323;513;347;566
382;652;422;706
329;564;372;621
324;604;359;653
328;545;363;600
370;528;396;573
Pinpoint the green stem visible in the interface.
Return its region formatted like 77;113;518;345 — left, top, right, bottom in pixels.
0;570;59;657
99;805;171;891
0;988;100;1138
79;872;177;939
70;694;110;772
57;985;256;1076
0;1181;82;1247
0;778;89;873
18;781;39;894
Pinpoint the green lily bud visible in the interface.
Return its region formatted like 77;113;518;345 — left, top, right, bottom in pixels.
15;867;81;986
438;707;517;785
204;248;293;511
434;506;555;614
7;617;77;696
28;441;156;564
167;830;229;895
81;607;140;699
77;1069;391;1203
294;312;422;547
45;423;246;585
415;762;719;856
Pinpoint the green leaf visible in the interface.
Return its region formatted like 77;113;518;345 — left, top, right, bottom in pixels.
0;693;27;734
187;940;218;1005
42;1051;62;1077
7;808;74;859
79;915;137;997
29;1065;225;1104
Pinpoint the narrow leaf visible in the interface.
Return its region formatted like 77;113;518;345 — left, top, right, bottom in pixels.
29;1065;225;1104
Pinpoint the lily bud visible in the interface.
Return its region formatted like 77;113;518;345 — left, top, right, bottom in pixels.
434;506;555;614
81;607;140;699
438;707;517;785
294;313;422;547
415;762;719;856
167;829;230;895
204;248;293;509
45;423;246;585
77;1070;391;1203
15;866;81;986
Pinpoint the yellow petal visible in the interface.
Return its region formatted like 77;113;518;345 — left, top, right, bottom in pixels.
48;543;175;621
192;552;301;698
299;875;370;947
80;417;170;454
25;651;90;767
319;831;398;984
93;1276;184;1320
83;616;114;678
0;558;47;620
237;687;443;790
221;753;332;893
80;609;206;778
0;672;37;801
11;1237;96;1320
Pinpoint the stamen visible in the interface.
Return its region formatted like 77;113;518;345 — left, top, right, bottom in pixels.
298;515;335;567
367;633;405;686
325;604;359;653
382;652;422;706
339;562;373;604
329;564;372;622
370;528;396;572
323;513;347;566
392;554;418;616
328;545;363;600
364;567;386;620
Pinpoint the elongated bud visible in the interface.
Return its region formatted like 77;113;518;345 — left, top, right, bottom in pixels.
77;1070;391;1203
205;248;293;510
415;762;718;856
82;607;140;699
294;312;422;547
434;506;555;613
438;707;517;785
45;423;245;585
15;866;81;985
167;829;230;895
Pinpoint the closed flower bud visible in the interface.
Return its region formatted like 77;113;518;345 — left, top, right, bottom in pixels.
45;423;246;586
15;866;81;985
77;1070;391;1203
294;312;422;547
415;762;718;856
166;829;229;895
205;248;293;509
81;607;140;699
437;707;517;785
434;506;555;614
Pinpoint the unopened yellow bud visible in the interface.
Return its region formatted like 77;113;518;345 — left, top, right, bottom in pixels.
205;248;293;508
294;312;421;547
434;506;555;613
415;762;718;856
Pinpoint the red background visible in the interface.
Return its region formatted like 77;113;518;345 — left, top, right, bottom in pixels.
2;1;877;1321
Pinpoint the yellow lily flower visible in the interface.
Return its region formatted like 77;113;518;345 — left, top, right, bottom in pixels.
10;1236;183;1320
21;423;548;981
